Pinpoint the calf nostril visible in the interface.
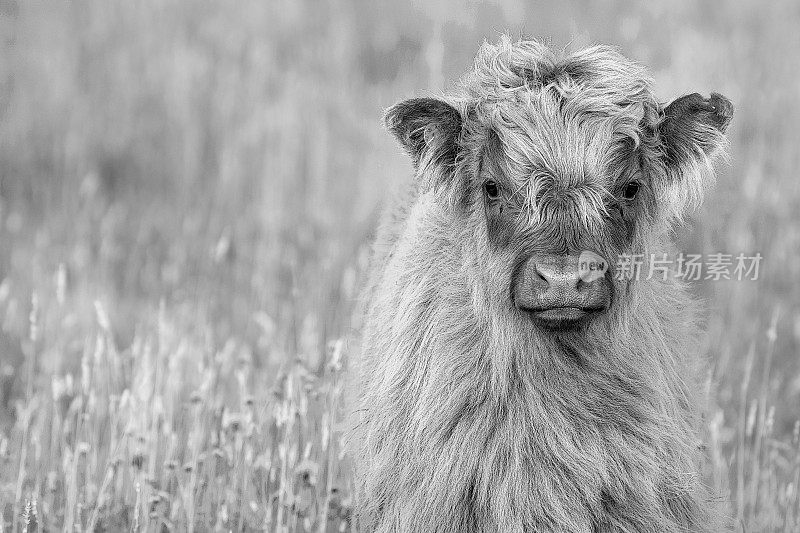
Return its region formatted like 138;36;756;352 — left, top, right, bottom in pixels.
534;265;555;288
532;264;550;285
532;262;581;292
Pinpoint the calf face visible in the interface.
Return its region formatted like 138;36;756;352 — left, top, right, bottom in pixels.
385;40;732;332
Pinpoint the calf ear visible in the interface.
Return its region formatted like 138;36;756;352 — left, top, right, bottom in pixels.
657;92;734;212
384;98;462;174
660;92;733;162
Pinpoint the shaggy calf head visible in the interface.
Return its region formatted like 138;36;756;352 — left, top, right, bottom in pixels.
385;37;732;332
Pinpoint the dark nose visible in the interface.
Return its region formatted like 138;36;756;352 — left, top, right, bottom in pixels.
514;254;611;327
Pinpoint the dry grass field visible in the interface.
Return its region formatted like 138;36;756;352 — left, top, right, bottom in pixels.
0;1;798;531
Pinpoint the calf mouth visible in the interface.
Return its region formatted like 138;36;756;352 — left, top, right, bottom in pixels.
521;305;607;330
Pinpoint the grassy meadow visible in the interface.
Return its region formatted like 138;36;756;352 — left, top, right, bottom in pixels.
0;1;799;531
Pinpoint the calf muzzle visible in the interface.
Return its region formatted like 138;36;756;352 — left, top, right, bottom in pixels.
513;253;612;329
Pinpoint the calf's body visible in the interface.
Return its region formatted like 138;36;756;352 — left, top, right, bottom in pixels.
352;36;732;532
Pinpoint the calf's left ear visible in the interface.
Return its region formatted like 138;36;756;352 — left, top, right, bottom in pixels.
659;92;733;165
656;92;734;213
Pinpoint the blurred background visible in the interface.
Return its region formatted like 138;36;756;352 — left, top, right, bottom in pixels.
0;1;799;531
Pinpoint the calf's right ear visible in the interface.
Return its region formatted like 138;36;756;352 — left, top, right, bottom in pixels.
384;98;462;174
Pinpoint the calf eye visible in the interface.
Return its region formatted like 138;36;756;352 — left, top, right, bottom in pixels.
484;180;499;199
622;181;640;200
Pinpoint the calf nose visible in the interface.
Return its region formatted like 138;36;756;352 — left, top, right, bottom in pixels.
514;254;611;328
532;259;582;294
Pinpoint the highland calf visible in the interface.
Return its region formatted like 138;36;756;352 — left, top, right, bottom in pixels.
353;36;733;532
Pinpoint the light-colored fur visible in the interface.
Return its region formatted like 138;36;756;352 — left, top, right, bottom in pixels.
351;36;731;532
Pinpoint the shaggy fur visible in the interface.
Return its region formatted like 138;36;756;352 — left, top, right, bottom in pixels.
352;36;733;532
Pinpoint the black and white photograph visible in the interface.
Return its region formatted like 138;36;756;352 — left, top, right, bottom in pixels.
0;1;798;531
